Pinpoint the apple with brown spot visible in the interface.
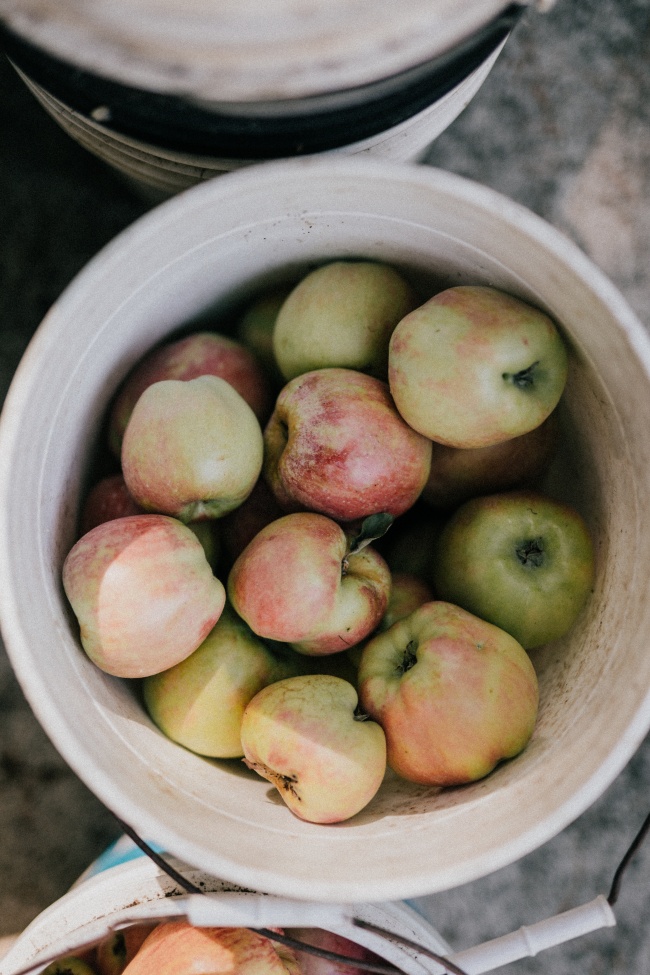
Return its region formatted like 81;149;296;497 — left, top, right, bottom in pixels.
358;601;539;786
228;512;391;655
264;368;432;523
388;285;568;448
241;674;386;823
62;514;226;677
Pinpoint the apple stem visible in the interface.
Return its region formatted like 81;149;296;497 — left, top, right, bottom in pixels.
503;361;540;389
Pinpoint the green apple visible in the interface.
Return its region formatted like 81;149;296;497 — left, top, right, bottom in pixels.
432;489;595;648
240;674;386;823
273;260;417;381
388;285;569;448
42;958;97;975
236;285;291;382
143;605;301;758
121;375;263;522
358;601;538;786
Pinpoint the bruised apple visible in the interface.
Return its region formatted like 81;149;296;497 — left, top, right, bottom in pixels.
264;368;432;523
108;330;273;454
143;605;301;758
122;375;263;522
358;601;538;786
228;512;391;655
121;922;300;975
62;514;226;677
389;285;568;448
273;260;417;381
241;674;386;823
433;489;595;648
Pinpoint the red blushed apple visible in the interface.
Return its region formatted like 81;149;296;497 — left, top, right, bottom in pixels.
62;514;226;678
108;331;274;455
290;928;386;975
389;285;569;448
264;368;432;523
121;922;300;975
81;473;143;534
220;476;284;566
80;473;221;570
241;674;387;823
358;601;539;786
422;409;560;509
121;376;264;522
228;512;391;655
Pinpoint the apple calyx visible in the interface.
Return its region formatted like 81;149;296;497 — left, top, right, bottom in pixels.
398;640;418;675
503;360;540;390
243;756;301;800
516;536;545;568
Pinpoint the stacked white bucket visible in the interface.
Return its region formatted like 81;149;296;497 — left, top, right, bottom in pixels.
0;0;548;196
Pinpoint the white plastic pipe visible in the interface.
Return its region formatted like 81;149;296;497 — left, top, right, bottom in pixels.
446;896;616;974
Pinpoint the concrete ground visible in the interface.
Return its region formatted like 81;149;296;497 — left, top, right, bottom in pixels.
1;0;650;971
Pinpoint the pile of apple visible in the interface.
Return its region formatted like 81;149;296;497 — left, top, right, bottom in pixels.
42;918;380;975
62;260;595;825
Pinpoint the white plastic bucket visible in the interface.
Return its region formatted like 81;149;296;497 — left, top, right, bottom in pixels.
1;158;649;903
0;0;534;194
0;855;450;975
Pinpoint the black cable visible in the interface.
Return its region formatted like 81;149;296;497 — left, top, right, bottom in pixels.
607;808;650;906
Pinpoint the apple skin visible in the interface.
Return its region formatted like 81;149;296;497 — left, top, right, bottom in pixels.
220;476;285;566
388;285;569;448
80;473;220;569
81;472;143;533
264;368;432;523
228;512;391;655
422;409;559;509
432;489;595;649
237;285;291;383
143;604;302;758
240;674;387;824
96;925;158;975
42;958;97;975
289;928;385;975
62;514;226;678
121;922;300;975
121;375;264;522
358;601;539;786
273;260;417;381
108;330;273;455
347;571;433;669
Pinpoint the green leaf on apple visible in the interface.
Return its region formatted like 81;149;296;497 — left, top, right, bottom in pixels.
348;513;395;555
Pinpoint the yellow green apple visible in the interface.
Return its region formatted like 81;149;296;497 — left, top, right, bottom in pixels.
240;674;386;823
388;285;569;448
121;375;263;522
273;260;417;381
143;605;301;758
